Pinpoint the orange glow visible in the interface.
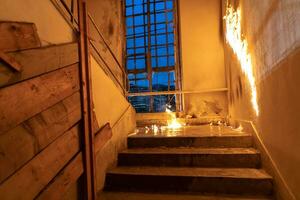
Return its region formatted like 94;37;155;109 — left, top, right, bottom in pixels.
224;3;259;116
165;108;183;129
152;124;159;134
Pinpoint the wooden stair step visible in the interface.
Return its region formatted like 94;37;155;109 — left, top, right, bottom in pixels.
118;148;261;168
105;167;273;195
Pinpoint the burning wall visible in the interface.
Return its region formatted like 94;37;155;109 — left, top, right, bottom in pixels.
223;0;300;199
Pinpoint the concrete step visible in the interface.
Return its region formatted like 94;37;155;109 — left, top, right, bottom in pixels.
104;167;273;195
118;148;261;168
128;135;253;148
99;191;273;200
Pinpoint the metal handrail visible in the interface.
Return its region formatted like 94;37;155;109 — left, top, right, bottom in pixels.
89;42;125;94
51;0;127;95
50;0;78;31
87;13;126;76
87;13;128;94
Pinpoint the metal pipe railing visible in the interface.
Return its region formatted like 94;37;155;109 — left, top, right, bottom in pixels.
87;13;126;76
51;0;127;95
50;0;78;31
87;13;128;93
126;88;229;97
89;42;125;95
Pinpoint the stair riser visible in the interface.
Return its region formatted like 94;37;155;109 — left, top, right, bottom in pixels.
105;174;273;195
118;154;261;168
100;192;274;200
128;137;253;148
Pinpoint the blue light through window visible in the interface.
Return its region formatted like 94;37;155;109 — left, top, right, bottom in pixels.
125;0;177;113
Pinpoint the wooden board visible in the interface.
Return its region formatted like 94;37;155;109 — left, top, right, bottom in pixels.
36;152;84;200
95;123;112;154
0;124;81;200
0;92;81;183
0;22;41;51
93;110;100;134
0;51;22;71
0;42;79;88
78;1;97;198
0;64;80;135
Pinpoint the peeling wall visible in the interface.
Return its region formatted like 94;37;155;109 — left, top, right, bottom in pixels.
179;0;227;116
87;1;136;191
87;0;125;89
224;0;300;199
0;0;75;46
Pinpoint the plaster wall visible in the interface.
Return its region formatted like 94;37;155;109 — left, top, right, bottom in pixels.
224;0;300;199
91;56;136;191
0;0;75;46
179;0;227;116
87;1;135;190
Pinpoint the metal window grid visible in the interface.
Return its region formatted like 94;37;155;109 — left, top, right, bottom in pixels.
125;0;181;113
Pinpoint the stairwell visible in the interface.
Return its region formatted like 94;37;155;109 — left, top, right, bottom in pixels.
100;123;274;199
0;21;275;200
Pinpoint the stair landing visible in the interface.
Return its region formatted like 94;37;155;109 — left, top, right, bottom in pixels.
129;125;253;148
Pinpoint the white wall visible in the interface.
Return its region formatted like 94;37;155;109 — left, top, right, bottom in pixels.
180;0;226;91
179;0;227;116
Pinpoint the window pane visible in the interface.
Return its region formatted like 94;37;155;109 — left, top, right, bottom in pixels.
126;17;133;26
152;72;169;90
158;56;168;67
134;16;144;26
125;0;178;113
127;59;135;70
136;58;146;69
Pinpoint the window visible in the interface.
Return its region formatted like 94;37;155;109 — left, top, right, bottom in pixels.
125;0;181;112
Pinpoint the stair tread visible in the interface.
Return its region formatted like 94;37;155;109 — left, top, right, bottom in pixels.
129;133;252;138
121;148;259;155
107;167;272;179
130;125;251;138
100;192;273;200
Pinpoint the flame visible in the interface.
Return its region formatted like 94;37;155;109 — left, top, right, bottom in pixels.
152;124;159;134
224;3;259;116
165;108;183;129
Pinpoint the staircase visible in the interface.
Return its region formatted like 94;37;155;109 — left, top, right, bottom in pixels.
100;125;274;199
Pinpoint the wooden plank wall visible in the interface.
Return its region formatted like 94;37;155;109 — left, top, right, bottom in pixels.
0;22;85;200
0;42;79;88
0;22;41;52
0;21;114;200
